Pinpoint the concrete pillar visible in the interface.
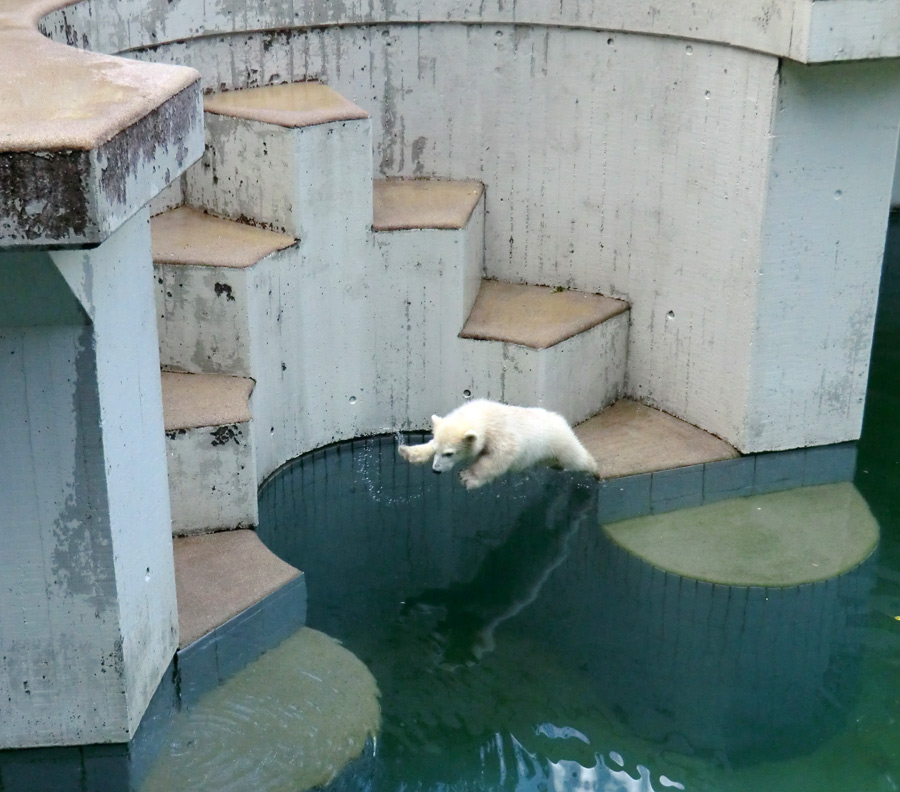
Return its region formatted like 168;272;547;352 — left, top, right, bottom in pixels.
0;210;178;748
746;59;900;452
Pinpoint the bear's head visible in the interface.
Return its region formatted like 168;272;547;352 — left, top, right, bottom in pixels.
430;413;484;473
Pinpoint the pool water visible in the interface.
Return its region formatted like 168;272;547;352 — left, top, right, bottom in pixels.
253;213;900;792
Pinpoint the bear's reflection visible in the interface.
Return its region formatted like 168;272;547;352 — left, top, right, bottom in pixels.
258;434;876;775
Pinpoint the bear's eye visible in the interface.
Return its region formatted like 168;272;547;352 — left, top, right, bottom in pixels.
442;450;454;457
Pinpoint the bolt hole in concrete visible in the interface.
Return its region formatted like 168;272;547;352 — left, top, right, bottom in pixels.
141;216;900;792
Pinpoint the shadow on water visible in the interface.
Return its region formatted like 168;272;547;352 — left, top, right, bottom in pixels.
257;432;879;792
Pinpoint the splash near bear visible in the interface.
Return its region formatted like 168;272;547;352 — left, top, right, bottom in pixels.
398;399;599;489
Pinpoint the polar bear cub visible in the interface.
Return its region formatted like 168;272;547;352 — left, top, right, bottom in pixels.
398;399;599;489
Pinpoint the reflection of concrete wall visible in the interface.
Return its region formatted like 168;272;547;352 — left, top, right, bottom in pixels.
544;531;877;762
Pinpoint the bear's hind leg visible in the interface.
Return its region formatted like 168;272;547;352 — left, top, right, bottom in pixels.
555;440;600;478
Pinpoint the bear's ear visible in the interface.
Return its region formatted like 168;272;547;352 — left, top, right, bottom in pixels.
463;430;480;445
431;414;443;429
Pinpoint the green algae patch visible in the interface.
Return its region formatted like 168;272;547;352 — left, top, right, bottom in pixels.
603;482;879;586
142;628;379;792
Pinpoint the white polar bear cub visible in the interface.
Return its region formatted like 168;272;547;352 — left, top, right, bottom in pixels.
398;399;600;489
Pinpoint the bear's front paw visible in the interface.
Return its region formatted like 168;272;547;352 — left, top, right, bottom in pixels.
398;443;435;464
459;469;484;490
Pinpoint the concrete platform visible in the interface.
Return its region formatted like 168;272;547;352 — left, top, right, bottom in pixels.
604;482;878;586
160;371;254;431
373;179;484;230
151;206;295;268
173;529;301;648
203;81;369;128
575;398;739;479
460;279;629;349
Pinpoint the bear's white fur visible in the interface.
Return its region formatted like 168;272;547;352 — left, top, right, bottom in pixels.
398;399;599;489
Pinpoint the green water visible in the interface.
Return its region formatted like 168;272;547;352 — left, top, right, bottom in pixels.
212;212;900;792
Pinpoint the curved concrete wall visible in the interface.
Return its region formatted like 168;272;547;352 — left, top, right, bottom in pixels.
20;0;900;455
124;22;900;452
38;0;900;64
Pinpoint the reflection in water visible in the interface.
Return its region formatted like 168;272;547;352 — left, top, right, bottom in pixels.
257;434;877;791
401;476;593;669
477;731;682;792
552;530;877;765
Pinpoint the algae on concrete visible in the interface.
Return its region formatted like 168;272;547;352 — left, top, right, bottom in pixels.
603;482;879;587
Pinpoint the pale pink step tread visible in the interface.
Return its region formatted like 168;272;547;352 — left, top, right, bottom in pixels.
460;280;629;349
173;529;300;647
204;82;368;128
161;371;254;432
151;206;295;269
373;179;484;230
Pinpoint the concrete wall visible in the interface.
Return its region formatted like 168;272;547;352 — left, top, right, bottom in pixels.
0;0;897;752
128;25;900;452
893;133;900;207
0;211;178;747
40;0;900;63
749;60;900;451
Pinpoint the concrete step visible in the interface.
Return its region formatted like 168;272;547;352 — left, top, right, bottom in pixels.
173;528;302;648
370;179;486;429
172;528;307;705
373;178;484;231
184;81;373;241
456;279;631;425
151;206;296;377
574;398;739;480
161;371;258;535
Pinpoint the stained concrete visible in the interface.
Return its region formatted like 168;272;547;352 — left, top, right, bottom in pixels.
173;529;300;647
604;482;878;586
203;81;369;127
373;179;484;230
460;279;630;350
160;371;254;431
575;398;739;479
151;206;295;268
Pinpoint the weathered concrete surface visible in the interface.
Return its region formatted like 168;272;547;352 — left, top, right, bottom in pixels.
575;399;739;479
745;59;900;452
132;25;900;453
152;208;296;377
0;1;204;247
173;530;300;647
0;211;177;747
40;0;900;63
161;372;258;534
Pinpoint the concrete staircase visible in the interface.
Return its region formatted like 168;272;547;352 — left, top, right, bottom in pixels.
148;79;740;658
151;78;741;537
